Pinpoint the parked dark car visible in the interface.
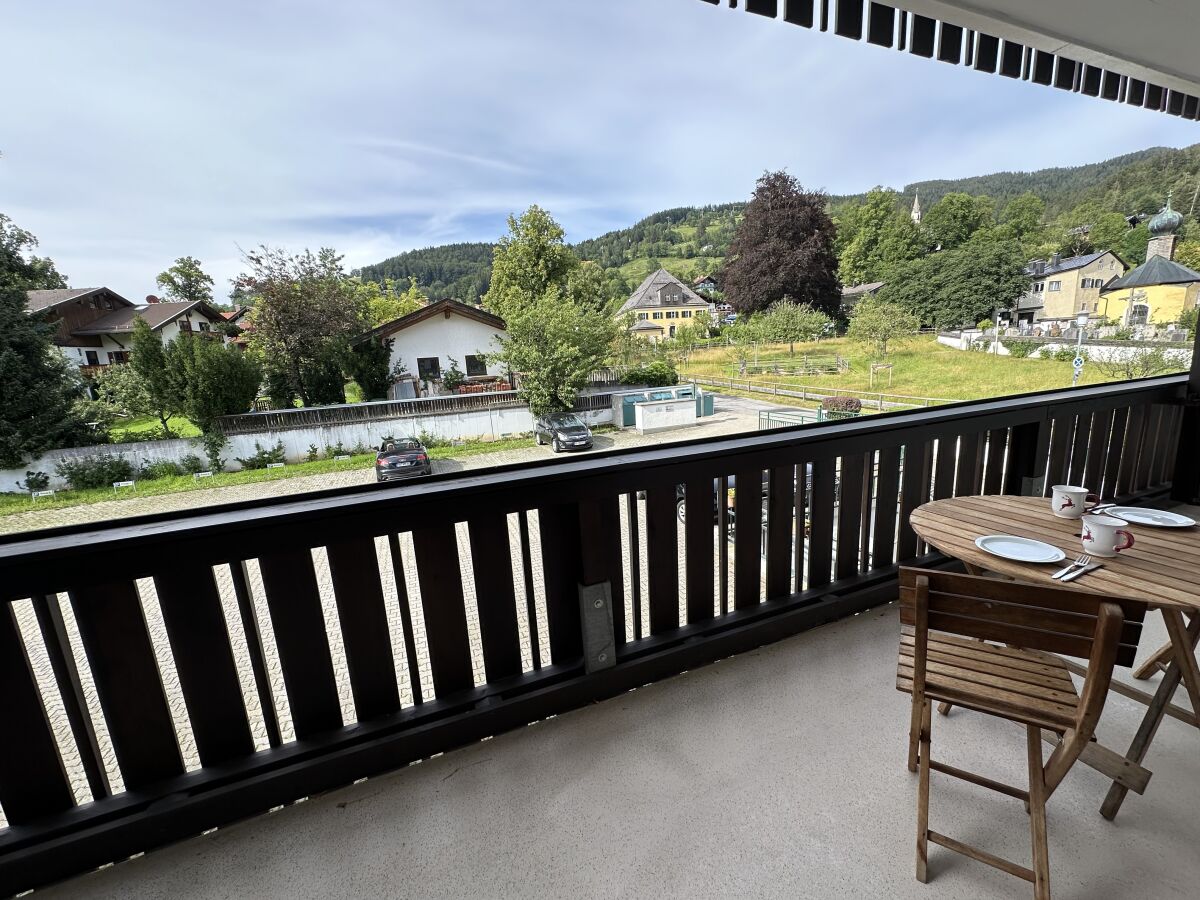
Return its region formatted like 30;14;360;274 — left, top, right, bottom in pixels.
375;439;432;482
534;413;593;452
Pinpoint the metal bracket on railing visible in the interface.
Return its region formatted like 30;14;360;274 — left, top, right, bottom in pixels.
578;581;615;674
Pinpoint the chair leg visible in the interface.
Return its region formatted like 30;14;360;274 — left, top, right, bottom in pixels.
1132;638;1174;680
908;690;924;772
1026;726;1051;900
916;699;932;883
937;700;954;716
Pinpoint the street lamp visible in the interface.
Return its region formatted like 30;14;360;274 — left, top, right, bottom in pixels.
1071;310;1089;387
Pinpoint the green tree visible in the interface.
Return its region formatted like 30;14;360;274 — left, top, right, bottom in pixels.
156;256;215;304
759;301;832;354
1000;193;1046;246
344;338;394;401
1175;241;1200;272
723;171;841;317
1120;223;1151;266
923;192;995;249
483;205;578;321
847;295;920;357
166;333;262;432
565;261;608;313
235;246;368;406
1;213;67;290
354;276;426;327
130;315;181;436
1085;213;1132;255
93;362;155;421
881;239;1027;329
837;188;923;285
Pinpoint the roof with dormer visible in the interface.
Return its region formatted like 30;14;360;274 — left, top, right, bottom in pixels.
618;269;710;315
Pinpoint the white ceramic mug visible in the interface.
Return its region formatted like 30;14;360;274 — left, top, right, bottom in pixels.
1051;484;1100;519
1081;514;1135;558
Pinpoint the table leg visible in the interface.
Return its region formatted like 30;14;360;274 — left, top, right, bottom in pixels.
1162;610;1200;718
1132;638;1174;681
1101;613;1200;820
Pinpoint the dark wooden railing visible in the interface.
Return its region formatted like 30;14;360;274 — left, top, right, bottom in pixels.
0;375;1186;894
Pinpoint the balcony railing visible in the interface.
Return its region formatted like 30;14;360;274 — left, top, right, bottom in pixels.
0;374;1187;895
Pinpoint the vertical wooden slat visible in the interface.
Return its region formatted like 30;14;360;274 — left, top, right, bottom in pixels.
69;581;183;789
1102;407;1130;500
872;445;902;568
897;442;932;560
31;594;110;799
807;457;836;588
766;465;795;599
793;461;809;591
624;494;642;639
325;538;402;719
1136;405;1165;492
577;497;626;646
386;533;425;701
154;564;255;765
836;453;867;580
0;603;75;824
932;436;957;500
981;428;1007;495
230;561;282;746
1045;415;1073;491
1082;409;1114;492
256;549;342;737
684;477;716;623
465;515;522;681
717;476;730;613
410;525;476;695
538;503;584;662
1116;405;1146;497
1160;406;1182;487
954;432;983;497
733;468;763;609
1003;419;1049;496
645;485;680;633
1068;411;1093;484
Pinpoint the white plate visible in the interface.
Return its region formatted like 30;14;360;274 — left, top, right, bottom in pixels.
1105;507;1196;528
974;535;1066;564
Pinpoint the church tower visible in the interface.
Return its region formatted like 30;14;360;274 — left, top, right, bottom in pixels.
1146;192;1183;261
911;189;922;225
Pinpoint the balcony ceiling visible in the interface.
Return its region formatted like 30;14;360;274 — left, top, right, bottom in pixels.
911;1;1200;96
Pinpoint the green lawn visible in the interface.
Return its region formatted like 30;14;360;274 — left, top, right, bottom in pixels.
1;435;538;519
110;415;201;442
682;335;1182;402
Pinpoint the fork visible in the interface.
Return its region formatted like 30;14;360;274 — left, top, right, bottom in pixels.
1052;553;1090;579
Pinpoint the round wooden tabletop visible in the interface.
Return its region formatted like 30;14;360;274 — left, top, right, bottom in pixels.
910;495;1200;611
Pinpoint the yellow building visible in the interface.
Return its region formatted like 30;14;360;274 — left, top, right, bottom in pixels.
1100;198;1200;327
618;269;714;344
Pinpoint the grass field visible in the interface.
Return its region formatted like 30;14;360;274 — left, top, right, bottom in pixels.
681;335;1178;402
110;415;201;442
0;434;538;519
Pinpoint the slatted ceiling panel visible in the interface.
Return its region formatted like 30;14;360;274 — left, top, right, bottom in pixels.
0;604;75;825
784;0;814;28
909;13;935;58
896;9;907;51
835;454;867;580
1102;70;1123;101
866;2;893;48
1128;79;1147;106
30;593;110;800
897;441;931;560
936;22;962;64
1185;96;1199;119
834;0;862;39
733;468;763;608
1082;410;1114;493
644;486;681;633
820;0;830;31
68;582;183;790
872;445;902;567
999;40;1023;78
766;465;794;599
973;32;998;72
746;0;778;16
323;538;402;719
153;566;254;767
1054;57;1077;91
1082;65;1103;97
255;550;342;738
1031;49;1054;85
1145;83;1165;111
538;503;584;663
684;479;717;624
981;428;1007;495
932;437;956;501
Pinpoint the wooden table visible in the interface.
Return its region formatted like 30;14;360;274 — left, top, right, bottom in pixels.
911;495;1200;820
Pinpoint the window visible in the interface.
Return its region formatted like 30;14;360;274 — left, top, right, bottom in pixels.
1048;281;1061;291
1081;278;1090;289
109;351;130;364
637;312;648;321
465;354;487;376
682;310;692;318
652;311;663;320
1130;304;1150;326
199;321;210;332
1093;302;1099;312
669;325;676;338
1033;282;1045;292
666;311;678;319
85;350;99;366
417;356;440;379
179;319;192;331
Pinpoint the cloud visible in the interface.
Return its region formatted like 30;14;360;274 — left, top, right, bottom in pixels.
3;0;1196;301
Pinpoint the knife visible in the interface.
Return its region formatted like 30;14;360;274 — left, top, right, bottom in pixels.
1062;563;1103;582
1051;560;1084;579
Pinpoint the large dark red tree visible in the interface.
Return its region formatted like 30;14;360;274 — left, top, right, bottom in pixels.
723;171;841;318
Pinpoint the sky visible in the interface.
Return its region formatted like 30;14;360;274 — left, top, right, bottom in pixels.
5;0;1199;303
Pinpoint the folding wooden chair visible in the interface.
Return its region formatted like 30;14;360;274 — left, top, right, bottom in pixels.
896;567;1145;900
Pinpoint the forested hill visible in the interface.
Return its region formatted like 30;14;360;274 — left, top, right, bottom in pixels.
357;143;1200;303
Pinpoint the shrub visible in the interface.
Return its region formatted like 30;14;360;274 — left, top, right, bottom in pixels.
19;471;50;492
350;441;370;456
201;432;228;473
324;441;347;459
140;460;183;480
621;360;678;387
1113;327;1134;341
1048;346;1087;363
55;454;135;490
821;396;862;420
179;454;206;474
1002;339;1038;358
305;444;320;463
235;440;286;470
441;357;467;392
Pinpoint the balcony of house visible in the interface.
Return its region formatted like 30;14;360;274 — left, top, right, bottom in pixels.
1;373;1197;898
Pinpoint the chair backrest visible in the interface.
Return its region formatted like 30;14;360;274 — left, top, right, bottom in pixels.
899;567;1146;667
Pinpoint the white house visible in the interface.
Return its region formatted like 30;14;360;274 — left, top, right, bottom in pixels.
25;288;228;371
358;298;508;396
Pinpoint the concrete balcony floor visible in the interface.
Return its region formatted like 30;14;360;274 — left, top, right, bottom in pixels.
41;600;1200;899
